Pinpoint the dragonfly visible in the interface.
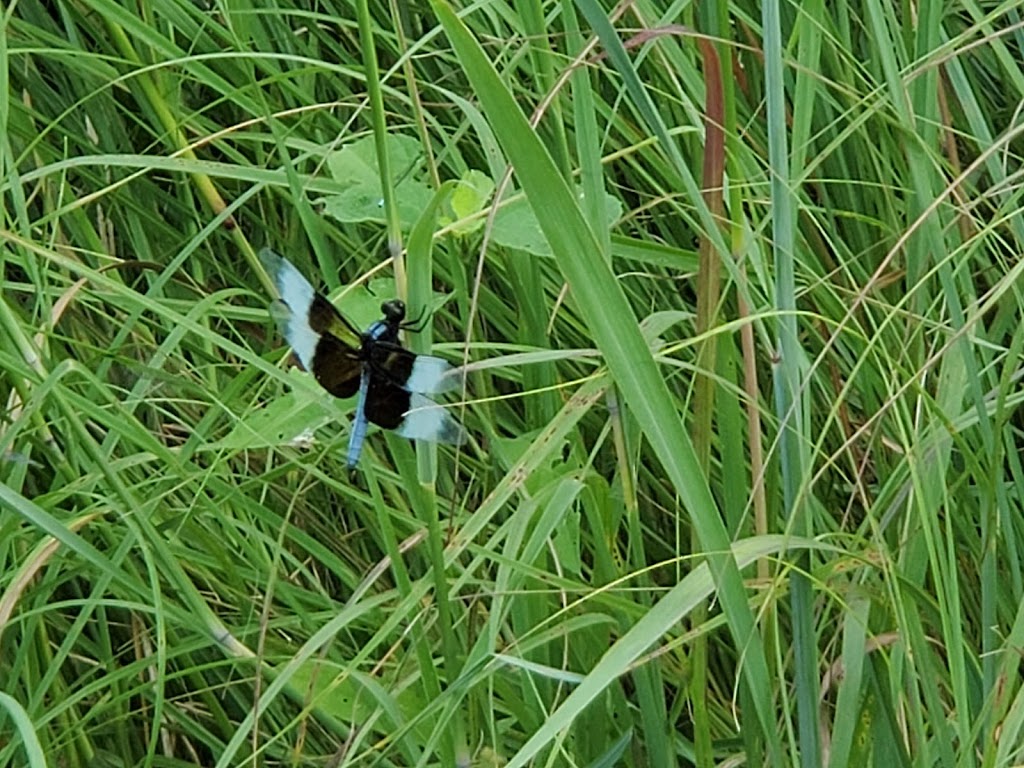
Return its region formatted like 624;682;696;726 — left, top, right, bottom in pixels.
260;248;467;468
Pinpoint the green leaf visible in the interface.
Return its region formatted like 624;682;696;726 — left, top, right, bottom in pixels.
442;169;495;235
321;134;434;227
325;134;424;187
492;188;623;257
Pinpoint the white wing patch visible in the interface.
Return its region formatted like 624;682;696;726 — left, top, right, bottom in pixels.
261;249;319;370
284;311;319;372
405;356;462;394
396;394;467;445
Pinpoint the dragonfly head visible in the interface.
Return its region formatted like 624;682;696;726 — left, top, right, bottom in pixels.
380;299;406;325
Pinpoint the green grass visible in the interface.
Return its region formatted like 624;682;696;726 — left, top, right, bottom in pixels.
4;1;1024;766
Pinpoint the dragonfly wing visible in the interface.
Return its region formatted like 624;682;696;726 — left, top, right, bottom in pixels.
394;393;468;446
261;248;363;399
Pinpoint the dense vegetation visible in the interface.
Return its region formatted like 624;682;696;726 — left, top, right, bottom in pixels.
4;1;1024;766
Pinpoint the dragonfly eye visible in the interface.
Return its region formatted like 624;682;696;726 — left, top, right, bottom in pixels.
381;299;406;324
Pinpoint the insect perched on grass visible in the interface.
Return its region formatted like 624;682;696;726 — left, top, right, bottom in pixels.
260;248;467;468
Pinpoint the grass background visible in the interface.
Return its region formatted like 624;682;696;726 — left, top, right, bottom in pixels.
3;0;1024;766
